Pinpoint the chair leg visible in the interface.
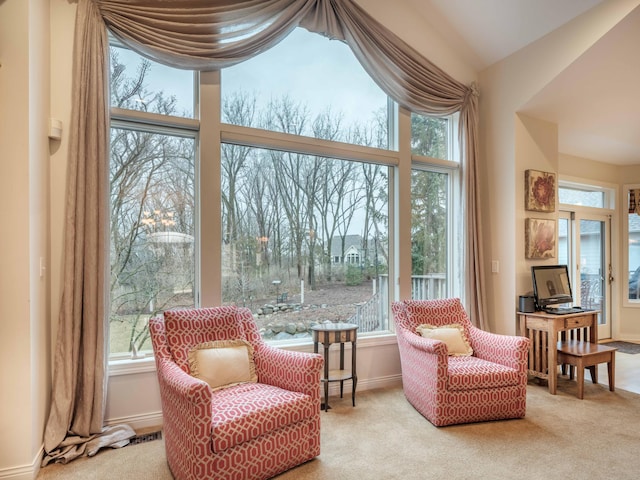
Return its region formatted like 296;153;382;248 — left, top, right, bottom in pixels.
587;365;597;384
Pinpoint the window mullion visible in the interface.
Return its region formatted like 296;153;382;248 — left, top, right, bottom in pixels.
199;70;222;307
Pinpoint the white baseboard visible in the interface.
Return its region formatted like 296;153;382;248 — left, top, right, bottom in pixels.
0;446;43;480
105;411;164;432
327;373;402;395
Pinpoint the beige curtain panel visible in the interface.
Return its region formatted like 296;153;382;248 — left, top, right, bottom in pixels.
44;0;485;465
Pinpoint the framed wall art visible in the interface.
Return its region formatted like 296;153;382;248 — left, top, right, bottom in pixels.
525;169;556;212
525;218;556;259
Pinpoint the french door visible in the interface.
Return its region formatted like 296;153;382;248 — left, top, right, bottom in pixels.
558;211;611;339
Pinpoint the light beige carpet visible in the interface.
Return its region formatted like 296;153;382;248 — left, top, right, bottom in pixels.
37;378;640;480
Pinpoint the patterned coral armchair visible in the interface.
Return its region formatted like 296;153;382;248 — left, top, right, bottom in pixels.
392;298;530;427
149;306;323;480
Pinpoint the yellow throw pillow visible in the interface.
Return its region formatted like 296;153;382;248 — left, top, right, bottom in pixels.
188;339;258;390
416;324;473;356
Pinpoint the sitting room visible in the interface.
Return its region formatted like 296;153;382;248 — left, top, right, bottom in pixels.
3;1;640;479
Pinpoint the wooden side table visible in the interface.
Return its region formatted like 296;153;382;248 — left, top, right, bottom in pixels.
311;323;358;412
517;310;598;394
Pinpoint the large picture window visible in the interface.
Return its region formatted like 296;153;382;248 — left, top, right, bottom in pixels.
108;28;460;358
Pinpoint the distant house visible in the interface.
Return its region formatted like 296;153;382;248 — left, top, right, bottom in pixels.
331;235;362;265
330;234;387;267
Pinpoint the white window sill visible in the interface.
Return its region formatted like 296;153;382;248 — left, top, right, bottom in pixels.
107;332;398;377
109;355;156;376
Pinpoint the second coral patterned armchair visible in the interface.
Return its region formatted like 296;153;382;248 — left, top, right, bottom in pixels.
392;298;530;427
149;306;323;480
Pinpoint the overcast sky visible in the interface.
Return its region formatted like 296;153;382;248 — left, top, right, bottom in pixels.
114;27;387;129
222;28;387;129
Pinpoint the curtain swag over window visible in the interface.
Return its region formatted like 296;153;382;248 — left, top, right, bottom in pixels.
44;0;486;464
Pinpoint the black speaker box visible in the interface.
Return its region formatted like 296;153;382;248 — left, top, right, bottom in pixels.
519;295;536;313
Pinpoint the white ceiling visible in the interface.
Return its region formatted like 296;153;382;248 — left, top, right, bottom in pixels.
407;0;640;166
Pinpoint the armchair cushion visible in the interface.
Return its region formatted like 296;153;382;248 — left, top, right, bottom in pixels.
188;339;257;391
416;323;473;356
447;356;522;391
211;382;316;452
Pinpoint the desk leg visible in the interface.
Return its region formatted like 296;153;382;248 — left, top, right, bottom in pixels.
548;328;557;395
590;313;599;384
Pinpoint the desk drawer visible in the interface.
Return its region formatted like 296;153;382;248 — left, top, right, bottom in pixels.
564;315;592;329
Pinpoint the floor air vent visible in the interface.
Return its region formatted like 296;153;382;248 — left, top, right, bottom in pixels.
129;431;163;445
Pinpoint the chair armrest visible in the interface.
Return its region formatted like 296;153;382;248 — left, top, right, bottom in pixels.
400;327;449;357
468;326;530;373
253;345;323;401
396;327;449;388
155;356;213;448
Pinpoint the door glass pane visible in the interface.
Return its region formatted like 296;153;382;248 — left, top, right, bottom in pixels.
579;219;605;322
221;28;390;149
109;127;196;355
220;144;389;340
410;169;448;299
557;218;569;266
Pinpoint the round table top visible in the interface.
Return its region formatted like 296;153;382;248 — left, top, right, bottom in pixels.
310;322;358;332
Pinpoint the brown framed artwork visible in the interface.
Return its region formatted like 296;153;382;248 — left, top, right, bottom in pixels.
525;218;556;259
525;169;556;212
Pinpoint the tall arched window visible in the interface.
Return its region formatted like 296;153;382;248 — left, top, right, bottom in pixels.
108;28;459;358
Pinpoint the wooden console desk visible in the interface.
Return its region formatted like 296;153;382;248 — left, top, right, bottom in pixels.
517;310;598;394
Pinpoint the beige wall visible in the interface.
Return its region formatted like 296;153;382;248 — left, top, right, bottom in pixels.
0;0;50;476
356;0;477;85
478;0;640;335
515;114;559;312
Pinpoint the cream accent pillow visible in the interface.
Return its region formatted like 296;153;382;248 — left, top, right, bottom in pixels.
188;339;258;391
416;324;473;356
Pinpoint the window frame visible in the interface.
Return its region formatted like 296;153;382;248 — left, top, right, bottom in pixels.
623;183;640;307
409;158;460;302
107;39;463;367
108;110;201;362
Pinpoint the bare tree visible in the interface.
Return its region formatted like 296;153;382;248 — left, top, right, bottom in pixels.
109;50;195;354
